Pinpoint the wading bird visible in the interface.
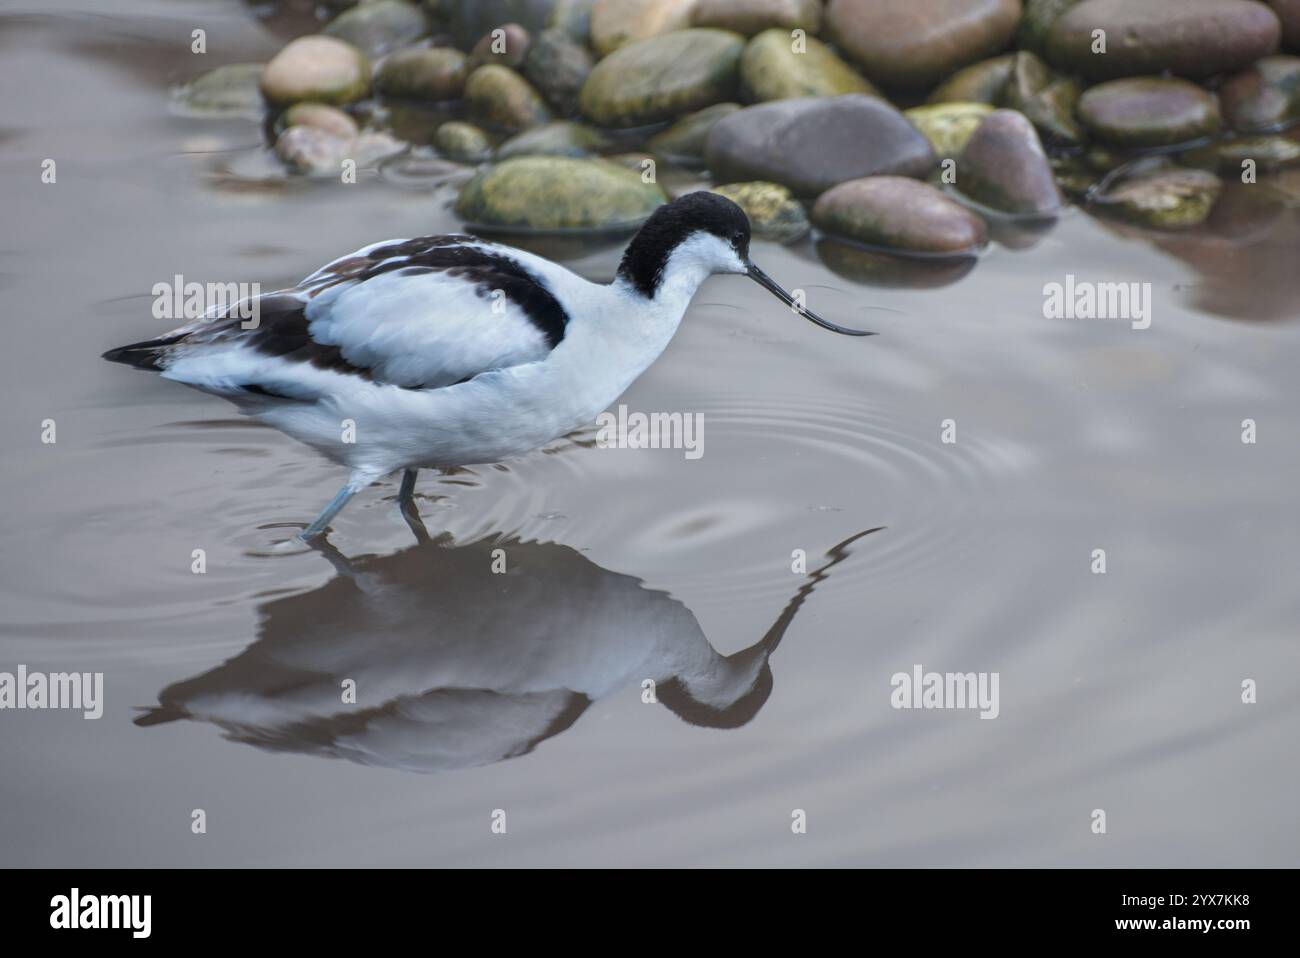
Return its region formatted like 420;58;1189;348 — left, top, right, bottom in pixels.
104;192;871;539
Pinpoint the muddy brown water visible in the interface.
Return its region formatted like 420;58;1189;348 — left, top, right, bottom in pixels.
1;2;1298;866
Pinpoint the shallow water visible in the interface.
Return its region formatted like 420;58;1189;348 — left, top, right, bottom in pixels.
1;1;1298;867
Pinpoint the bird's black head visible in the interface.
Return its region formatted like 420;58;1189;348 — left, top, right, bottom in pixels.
616;191;873;336
616;191;750;299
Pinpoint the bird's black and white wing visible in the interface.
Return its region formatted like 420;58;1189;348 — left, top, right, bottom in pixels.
107;235;574;400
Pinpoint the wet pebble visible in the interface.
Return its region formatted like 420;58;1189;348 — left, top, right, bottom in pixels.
579;29;745;128
522;27;594;116
436;0;554;48
454;155;667;230
812;175;987;254
590;0;698;56
275;126;400;175
1181;133;1300;173
709;181;810;243
465;64;552;131
646;102;740;162
926;54;1013;105
275;126;351;175
323;0;429;58
1046;0;1282;81
816;238;977;287
261;36;371;108
548;0;597;42
825;0;1022;91
1272;1;1300;49
1077;77;1221;148
956;108;1062;216
692;0;822;36
468;23;532;71
282;102;359;139
739;28;878;102
904;102;994;157
1002;51;1084;146
1096;167;1222;229
174;62;266;116
496;120;613;158
434;121;494;163
375;47;469;101
1016;0;1079;55
1220;55;1300;132
705;94;936;195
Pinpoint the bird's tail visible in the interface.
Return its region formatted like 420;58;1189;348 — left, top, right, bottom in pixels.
101;332;188;371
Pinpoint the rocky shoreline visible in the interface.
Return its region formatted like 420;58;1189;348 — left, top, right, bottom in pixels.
174;0;1300;280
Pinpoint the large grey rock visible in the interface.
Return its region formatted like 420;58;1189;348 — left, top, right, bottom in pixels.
825;0;1022;91
1046;0;1281;81
704;94;937;196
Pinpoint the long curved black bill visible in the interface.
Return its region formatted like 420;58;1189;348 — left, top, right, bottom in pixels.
746;263;876;336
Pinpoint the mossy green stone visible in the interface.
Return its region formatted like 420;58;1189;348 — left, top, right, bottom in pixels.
522;27;594;115
904;102;994;157
496;121;613;158
709;181;809;243
739;29;877;102
1099;168;1222;229
455;156;667;230
647;102;741;161
464;64;552;131
435;121;493;163
375;47;469;101
579;29;745;128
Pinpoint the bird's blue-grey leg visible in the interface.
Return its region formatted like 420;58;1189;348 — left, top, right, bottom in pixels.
299;480;362;540
398;468;418;502
396;468;431;544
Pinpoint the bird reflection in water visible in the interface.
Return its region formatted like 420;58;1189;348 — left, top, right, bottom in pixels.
136;516;880;773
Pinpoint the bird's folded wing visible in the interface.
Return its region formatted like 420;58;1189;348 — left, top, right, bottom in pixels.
160;235;570;397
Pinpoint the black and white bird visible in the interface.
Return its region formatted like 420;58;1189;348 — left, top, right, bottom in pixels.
104;192;871;539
